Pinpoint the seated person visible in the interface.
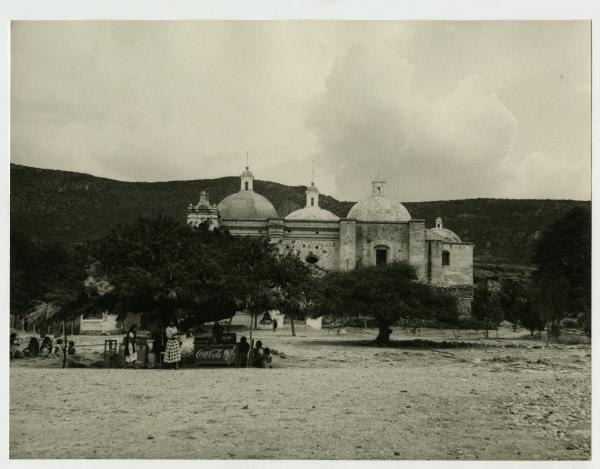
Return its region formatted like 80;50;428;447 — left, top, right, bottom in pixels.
53;339;64;355
23;336;40;356
40;336;53;355
10;333;19;360
67;340;76;356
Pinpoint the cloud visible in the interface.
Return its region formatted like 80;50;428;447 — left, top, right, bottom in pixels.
307;44;588;201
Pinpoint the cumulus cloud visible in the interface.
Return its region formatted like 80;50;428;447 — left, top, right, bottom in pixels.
307;44;589;201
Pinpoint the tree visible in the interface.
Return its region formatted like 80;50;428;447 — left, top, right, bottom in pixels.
497;279;528;331
25;242;95;368
312;262;459;346
531;206;591;328
472;283;503;338
268;253;316;337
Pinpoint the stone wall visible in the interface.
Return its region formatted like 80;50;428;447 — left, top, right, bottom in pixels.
427;239;444;284
438;284;475;318
354;222;409;267
408;220;427;280
442;243;474;285
339;220;357;271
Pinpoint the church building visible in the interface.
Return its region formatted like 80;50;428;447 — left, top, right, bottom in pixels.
187;166;475;314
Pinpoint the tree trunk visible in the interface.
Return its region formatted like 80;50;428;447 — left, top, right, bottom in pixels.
254;313;258;330
290;317;296;337
375;321;392;347
62;319;67;369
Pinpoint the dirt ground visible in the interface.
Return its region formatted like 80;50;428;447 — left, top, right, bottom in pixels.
9;326;591;460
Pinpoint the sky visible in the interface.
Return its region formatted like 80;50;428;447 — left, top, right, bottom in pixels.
11;21;591;202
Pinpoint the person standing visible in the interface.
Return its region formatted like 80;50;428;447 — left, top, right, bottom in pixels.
124;325;138;369
252;340;264;368
237;336;250;368
272;318;278;332
164;319;182;369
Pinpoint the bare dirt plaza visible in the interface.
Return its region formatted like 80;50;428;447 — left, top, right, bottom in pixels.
9;326;590;460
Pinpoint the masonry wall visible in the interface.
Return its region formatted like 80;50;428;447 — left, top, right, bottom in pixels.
281;220;341;271
339;220;357;271
442;243;474;286
220;219;269;236
354;222;409;267
408;220;427;281
427;239;444;285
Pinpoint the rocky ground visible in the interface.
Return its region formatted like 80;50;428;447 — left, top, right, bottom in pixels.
9;326;591;460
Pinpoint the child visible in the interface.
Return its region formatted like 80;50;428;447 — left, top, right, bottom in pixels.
67;340;76;356
262;347;273;368
54;338;64;355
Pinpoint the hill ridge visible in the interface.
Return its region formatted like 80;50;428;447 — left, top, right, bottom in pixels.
10;163;590;266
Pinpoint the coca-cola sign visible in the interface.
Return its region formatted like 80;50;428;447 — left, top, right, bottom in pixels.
195;345;236;365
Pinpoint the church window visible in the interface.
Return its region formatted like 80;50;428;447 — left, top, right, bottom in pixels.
374;245;389;266
442;250;450;266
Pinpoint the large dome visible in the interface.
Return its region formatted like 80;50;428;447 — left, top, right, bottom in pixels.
218;191;278;220
347;195;411;222
426;227;462;243
285;206;339;221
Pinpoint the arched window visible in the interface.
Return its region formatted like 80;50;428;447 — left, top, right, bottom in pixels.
442;250;450;266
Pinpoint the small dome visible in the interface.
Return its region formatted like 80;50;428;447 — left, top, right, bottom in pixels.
426;227;462;243
347;195;411;222
285;206;339;221
217;190;277;220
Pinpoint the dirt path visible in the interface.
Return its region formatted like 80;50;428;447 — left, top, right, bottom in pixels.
9;330;591;459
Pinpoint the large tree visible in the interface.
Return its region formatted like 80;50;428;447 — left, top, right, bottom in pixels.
313;261;459;346
531;206;591;338
472;282;503;338
89;216;265;332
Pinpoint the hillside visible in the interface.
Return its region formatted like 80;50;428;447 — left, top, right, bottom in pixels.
10;164;590;266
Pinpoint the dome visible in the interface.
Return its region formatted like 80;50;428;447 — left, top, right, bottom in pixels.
217;191;278;220
285;206;339;221
347;195;411;222
426;227;462;243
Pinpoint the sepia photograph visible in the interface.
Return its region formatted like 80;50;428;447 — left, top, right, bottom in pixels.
5;2;594;465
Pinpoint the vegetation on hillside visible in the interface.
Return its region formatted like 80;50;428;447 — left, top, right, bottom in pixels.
11;163;590;266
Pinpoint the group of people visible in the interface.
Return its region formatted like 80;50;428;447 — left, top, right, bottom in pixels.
10;333;75;360
236;336;272;368
123;319;183;370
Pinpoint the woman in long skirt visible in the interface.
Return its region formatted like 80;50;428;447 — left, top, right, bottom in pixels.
124;324;138;369
164;319;181;369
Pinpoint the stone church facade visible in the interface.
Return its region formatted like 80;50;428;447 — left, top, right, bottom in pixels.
187;167;475;314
